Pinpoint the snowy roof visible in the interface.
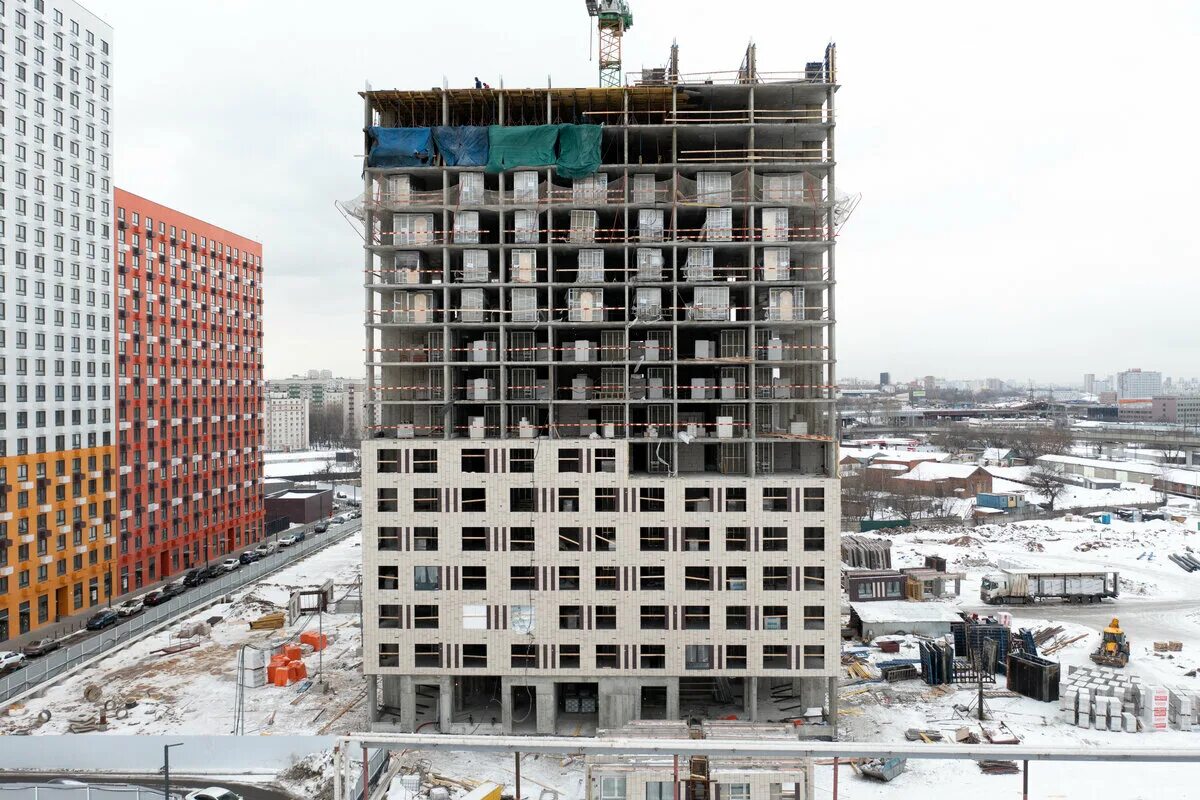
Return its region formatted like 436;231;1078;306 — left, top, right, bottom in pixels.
840;447;949;463
1038;454;1200;486
982;447;1013;460
850;601;963;624
866;463;910;472
894;462;987;481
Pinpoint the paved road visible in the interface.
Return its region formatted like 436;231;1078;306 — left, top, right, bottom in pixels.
0;774;292;800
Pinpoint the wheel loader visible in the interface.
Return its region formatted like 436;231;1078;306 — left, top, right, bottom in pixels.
1090;617;1130;667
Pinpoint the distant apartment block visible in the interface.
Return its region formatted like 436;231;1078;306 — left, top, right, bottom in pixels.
358;45;842;735
114;190;264;591
1116;368;1162;400
0;1;116;642
343;378;368;442
265;395;310;452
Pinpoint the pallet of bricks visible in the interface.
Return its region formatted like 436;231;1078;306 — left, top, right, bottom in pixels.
1057;666;1199;732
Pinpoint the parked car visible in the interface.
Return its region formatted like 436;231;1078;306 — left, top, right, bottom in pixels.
0;651;28;673
85;609;120;631
335;491;347;499
182;568;208;587
161;580;187;599
293;529;307;544
278;533;298;548
142;589;168;607
313;522;329;534
255;541;276;557
349;509;362;519
221;557;241;572
329;516;346;526
116;596;145;617
239;550;259;565
22;638;61;658
184;788;244;800
198;564;224;581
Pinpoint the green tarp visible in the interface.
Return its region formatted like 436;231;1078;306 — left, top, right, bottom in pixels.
485;124;560;173
555;124;603;178
484;123;603;177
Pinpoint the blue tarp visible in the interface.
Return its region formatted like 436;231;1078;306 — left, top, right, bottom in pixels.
433;126;489;167
366;127;434;168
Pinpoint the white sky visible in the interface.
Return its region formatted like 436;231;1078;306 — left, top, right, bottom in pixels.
88;0;1200;384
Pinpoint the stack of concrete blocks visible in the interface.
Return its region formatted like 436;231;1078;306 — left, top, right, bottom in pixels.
1061;665;1143;732
1167;687;1197;731
240;647;267;689
1143;685;1169;732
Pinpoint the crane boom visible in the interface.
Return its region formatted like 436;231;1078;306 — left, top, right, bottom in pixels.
584;0;633;87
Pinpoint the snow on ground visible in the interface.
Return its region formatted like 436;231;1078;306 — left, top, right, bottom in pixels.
264;449;359;478
0;531;366;737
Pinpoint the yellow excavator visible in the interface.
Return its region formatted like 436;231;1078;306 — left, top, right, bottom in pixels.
1090;617;1130;667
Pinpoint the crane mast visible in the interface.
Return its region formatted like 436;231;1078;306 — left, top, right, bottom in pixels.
584;0;634;88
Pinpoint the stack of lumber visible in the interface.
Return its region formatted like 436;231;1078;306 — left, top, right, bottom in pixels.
249;611;285;630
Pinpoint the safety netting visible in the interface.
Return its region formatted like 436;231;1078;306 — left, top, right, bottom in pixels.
485;124;560;173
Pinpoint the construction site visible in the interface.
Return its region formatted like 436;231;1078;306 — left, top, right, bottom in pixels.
356;0;848;739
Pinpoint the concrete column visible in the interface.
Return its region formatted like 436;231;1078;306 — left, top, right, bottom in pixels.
381;675;414;731
439;677;454;732
537;684;556;734
744;677;759;721
501;678;514;734
666;678;680;720
826;676;839;737
798;677;825;711
366;674;379;724
454;678;465;713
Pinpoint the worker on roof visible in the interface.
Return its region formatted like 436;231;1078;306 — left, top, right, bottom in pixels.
474;77;482;89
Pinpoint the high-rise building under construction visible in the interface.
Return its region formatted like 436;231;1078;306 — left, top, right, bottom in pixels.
359;43;842;735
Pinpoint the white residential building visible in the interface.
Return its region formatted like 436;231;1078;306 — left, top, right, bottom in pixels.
1116;368;1162;400
265;395;309;452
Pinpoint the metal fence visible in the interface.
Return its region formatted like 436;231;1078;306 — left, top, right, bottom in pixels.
0;785;168;800
0;521;362;705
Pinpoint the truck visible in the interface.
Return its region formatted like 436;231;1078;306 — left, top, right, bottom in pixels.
979;569;1119;605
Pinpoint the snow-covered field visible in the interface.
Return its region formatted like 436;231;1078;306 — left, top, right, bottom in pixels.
265;449;360;478
0;531;366;737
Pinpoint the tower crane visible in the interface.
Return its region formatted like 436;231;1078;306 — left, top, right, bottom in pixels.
584;0;634;88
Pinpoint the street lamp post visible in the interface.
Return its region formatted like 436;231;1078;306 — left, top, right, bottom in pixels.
163;742;184;799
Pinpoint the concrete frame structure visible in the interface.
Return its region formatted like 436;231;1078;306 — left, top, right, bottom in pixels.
113;190;264;592
359;45;841;735
0;0;117;642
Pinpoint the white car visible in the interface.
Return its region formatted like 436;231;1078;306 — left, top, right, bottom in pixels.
255;541;277;556
0;651;27;674
116;596;145;617
220;557;241;572
184;788;244;800
278;533;298;548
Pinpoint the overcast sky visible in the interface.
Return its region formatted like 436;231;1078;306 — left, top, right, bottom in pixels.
89;0;1200;385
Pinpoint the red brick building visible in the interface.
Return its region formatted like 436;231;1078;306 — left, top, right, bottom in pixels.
114;190;264;592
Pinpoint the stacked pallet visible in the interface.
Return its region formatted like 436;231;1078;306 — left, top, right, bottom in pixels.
1060;665;1142;732
841;536;892;570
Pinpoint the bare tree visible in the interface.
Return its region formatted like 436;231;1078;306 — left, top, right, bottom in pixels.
1026;464;1069;510
1030;426;1074;457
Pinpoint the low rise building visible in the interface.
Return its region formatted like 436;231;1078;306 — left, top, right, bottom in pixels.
890;462;993;497
264;488;333;525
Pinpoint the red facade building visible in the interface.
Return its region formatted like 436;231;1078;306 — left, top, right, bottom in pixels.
114;189;264;592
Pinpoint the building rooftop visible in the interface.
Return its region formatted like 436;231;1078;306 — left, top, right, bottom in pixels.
850;601;963;625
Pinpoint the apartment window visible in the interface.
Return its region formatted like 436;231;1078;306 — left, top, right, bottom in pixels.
803;526;825;552
378;527;401;552
377;566;400;590
762;526;788;551
599;777;626;800
803;487;825;511
726;644;747;670
558;448;582;473
595;447;616;473
763;566;789;590
682;527;710;552
682;606;709;630
462;566;487;590
559;644;581;669
511;644;537;669
724;567;747;590
640;605;667;630
803;566;825;591
377;449;400;473
379;604;402;629
412;644;440;667
559;605;583;630
725;527;749;551
461;488;486;512
594;527;616;551
511;566;536;591
685;645;713;671
638;487;665;512
414;527;438;551
725;487;747;512
804;645;825;669
640;645;666;670
462;644;487;668
639;526;667;552
558;488;580;512
594;604;616;628
412;448;437;473
596;644;620;669
461;527;488;551
804;604;825;631
726;606;750;630
379;643;400;668
510;526;535;551
684;567;712;590
461;449;487;473
510;487;536;512
509;448;534;473
413;488;441;512
414;605;438;629
413;566;440;591
595;566;618;590
559;527;583;551
639;566;665;590
763;645;789;669
762;605;788;630
684;488;713;512
559;566;583;592
722;785;750;800
595;487;618;512
763;487;790;512
377;487;399;513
